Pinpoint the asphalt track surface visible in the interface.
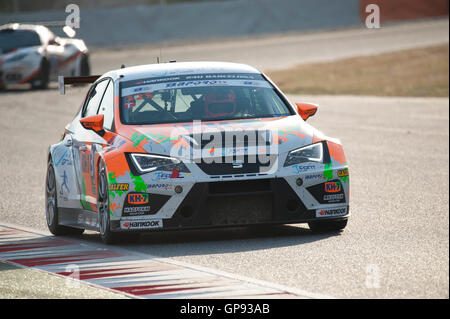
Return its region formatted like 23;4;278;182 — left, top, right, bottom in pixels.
0;19;448;298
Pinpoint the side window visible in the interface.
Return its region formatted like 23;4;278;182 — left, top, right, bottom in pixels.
97;80;114;130
83;80;109;118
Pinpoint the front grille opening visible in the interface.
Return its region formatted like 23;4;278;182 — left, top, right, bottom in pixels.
208;179;271;195
208;195;272;225
286;199;300;212
179;206;194;218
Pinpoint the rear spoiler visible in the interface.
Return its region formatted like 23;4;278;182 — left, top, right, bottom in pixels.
58;75;100;95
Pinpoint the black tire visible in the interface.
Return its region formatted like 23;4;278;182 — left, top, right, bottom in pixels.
31;59;49;90
79;54;90;76
308;219;348;233
46;160;84;236
97;160;140;245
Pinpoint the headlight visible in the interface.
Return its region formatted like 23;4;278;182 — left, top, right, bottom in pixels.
284;143;323;167
4;53;28;64
130;153;190;174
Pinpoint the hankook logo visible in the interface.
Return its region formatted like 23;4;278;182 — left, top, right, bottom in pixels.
121;219;162;230
132;221;159;227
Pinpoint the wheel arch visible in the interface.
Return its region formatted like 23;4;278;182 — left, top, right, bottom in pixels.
98;151;130;220
47;143;61;198
41;56;50;72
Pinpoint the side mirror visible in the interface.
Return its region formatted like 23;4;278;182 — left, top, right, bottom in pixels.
296;102;318;121
80;114;104;135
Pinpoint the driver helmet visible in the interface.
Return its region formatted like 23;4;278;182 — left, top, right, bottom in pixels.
204;89;237;119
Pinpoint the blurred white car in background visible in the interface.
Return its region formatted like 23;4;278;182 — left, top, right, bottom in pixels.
0;23;90;89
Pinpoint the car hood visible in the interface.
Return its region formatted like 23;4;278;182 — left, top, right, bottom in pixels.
118;115;324;160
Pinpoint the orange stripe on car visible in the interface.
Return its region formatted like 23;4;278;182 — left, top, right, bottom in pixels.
57;51;83;69
19;67;40;84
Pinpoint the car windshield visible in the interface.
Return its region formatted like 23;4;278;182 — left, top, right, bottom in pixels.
120;73;293;125
0;29;41;54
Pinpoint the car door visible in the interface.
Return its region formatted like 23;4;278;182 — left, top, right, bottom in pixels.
72;79;110;211
46;38;64;78
46;37;80;79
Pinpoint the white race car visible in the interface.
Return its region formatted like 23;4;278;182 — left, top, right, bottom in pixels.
47;62;350;244
0;23;90;89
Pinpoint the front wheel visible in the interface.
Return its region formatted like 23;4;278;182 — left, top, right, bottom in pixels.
308;219;348;233
31;59;49;90
46;160;84;236
79;54;90;76
97;161;139;244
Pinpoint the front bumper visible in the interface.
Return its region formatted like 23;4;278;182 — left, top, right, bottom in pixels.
0;60;40;85
107;137;350;232
110;174;350;232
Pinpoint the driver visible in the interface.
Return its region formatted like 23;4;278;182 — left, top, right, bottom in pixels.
203;88;237;119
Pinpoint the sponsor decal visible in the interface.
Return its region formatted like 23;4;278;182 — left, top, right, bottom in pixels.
127;193;149;205
59;171;70;195
151;171;189;181
121;79;271;97
5;73;22;81
127;73;262;87
123;193;170;216
165;80;228;88
152;172;172;181
338;168;349;178
304;173;323;180
292;164;316;174
59;157;72;166
108;173;129;199
306;179;346;204
325;181;341;193
133;87;145;92
316;207;347;218
123;206;151;214
147;183;173;191
323;194;345;202
54;146;72;167
120;219;162;230
109;183;129;191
